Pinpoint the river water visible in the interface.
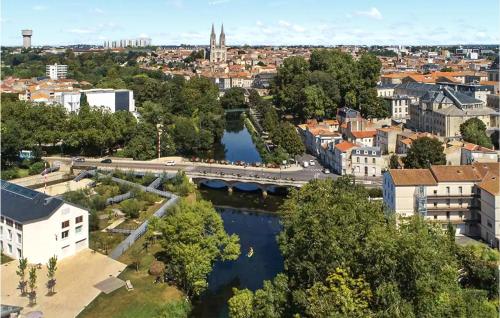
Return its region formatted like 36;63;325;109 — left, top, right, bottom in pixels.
192;111;285;317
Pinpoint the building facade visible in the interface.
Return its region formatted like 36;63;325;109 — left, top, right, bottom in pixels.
209;24;227;63
82;89;136;113
0;180;89;264
351;147;383;177
46;63;68;80
383;163;500;246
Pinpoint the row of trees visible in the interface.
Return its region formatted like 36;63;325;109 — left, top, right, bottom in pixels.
228;177;498;317
16;256;58;305
273;49;390;120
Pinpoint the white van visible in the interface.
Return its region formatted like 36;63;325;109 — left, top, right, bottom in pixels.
164;160;176;166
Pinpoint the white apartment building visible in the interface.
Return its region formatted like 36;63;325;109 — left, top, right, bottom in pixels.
82;89;136;113
351;147;383;177
0;180;89;264
46;63;68;80
384;95;411;120
383;163;500;246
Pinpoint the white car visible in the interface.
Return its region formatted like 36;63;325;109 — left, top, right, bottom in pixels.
164;160;176;166
323;168;330;174
302;161;309;168
309;160;316;166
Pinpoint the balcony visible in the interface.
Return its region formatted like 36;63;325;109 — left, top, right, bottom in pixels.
427;193;478;199
426;206;471;212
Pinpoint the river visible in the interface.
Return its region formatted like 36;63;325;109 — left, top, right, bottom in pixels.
191;111;285;317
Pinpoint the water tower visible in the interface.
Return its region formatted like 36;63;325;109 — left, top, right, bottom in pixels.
22;29;33;49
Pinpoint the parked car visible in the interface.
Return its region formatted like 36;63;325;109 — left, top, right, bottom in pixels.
303;161;309;168
101;158;112;164
309;160;316;166
74;157;85;162
164;160;175;166
323;168;331;174
41;165;60;176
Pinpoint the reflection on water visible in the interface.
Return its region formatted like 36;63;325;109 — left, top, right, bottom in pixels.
191;208;283;318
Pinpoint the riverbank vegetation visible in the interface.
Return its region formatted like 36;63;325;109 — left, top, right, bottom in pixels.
228;176;499;317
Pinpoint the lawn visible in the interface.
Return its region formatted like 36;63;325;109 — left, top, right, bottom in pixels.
78;234;183;318
89;231;127;255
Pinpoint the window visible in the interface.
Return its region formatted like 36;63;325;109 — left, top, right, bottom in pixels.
62;220;70;229
62;230;69;239
434;215;437;220
364;158;368;163
433;202;438;207
458;186;462;194
372;158;376;164
372;151;376;155
17;249;22;258
446;199;450;206
8;230;12;240
15;223;22;230
356;150;360;154
446;186;450;194
8;244;12;254
0;227;2;235
446;212;450;220
0;216;4;223
459;199;463;206
75;216;83;224
487;221;493;228
356;157;360;163
75;225;83;234
17;233;22;244
6;219;13;227
364;150;368;155
433;190;437;195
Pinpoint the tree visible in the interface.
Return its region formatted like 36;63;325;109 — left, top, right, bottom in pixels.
120;199;142;219
130;247;143;272
228;289;254;318
389;154;400;169
273;122;305;158
159;199;240;297
46;255;57;295
306;268;372;317
441;67;454;72
28;266;37;305
221;87;247;109
460;118;493;149
303;85;327;119
404;137;445;168
16;257;28;296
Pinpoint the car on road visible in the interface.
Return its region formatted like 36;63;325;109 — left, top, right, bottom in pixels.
73;157;85;162
309;160;316;166
323;168;330;174
101;158;112;164
302;161;309;168
164;160;175;166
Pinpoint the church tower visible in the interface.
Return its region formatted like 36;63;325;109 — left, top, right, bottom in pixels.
209;23;227;64
210;23;216;49
219;24;226;48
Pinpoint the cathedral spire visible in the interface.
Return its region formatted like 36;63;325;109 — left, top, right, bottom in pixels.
219;23;226;47
211;23;215;35
210;23;216;48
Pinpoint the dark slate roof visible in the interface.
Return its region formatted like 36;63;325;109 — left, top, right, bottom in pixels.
395;82;439;92
1;180;64;223
443;87;482;105
377;83;398;89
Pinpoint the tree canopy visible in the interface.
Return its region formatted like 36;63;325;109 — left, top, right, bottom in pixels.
404;137;446;168
158;199;240;297
460;118;494;149
228;177;498;317
273;49;389;120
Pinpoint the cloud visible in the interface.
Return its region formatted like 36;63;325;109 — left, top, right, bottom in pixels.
209;0;231;5
167;0;183;8
256;20;263;27
32;5;46;11
354;7;382;20
292;25;305;33
278;20;291;27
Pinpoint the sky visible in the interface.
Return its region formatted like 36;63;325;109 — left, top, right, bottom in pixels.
2;0;499;46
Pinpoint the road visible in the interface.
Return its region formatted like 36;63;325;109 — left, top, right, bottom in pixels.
45;156;382;187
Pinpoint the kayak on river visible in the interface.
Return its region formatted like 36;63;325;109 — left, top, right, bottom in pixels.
247;247;254;258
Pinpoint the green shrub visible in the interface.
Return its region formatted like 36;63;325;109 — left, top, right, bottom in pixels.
28;161;46;175
90;195;107;211
120;199;142;218
156;300;192;318
1;168;19;180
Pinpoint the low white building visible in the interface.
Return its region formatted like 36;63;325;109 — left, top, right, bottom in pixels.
0;180;89;264
82;89;136;113
351;146;383;177
54;91;81;112
46;63;68;80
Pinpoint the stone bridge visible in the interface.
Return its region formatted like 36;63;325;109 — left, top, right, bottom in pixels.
189;172;307;196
